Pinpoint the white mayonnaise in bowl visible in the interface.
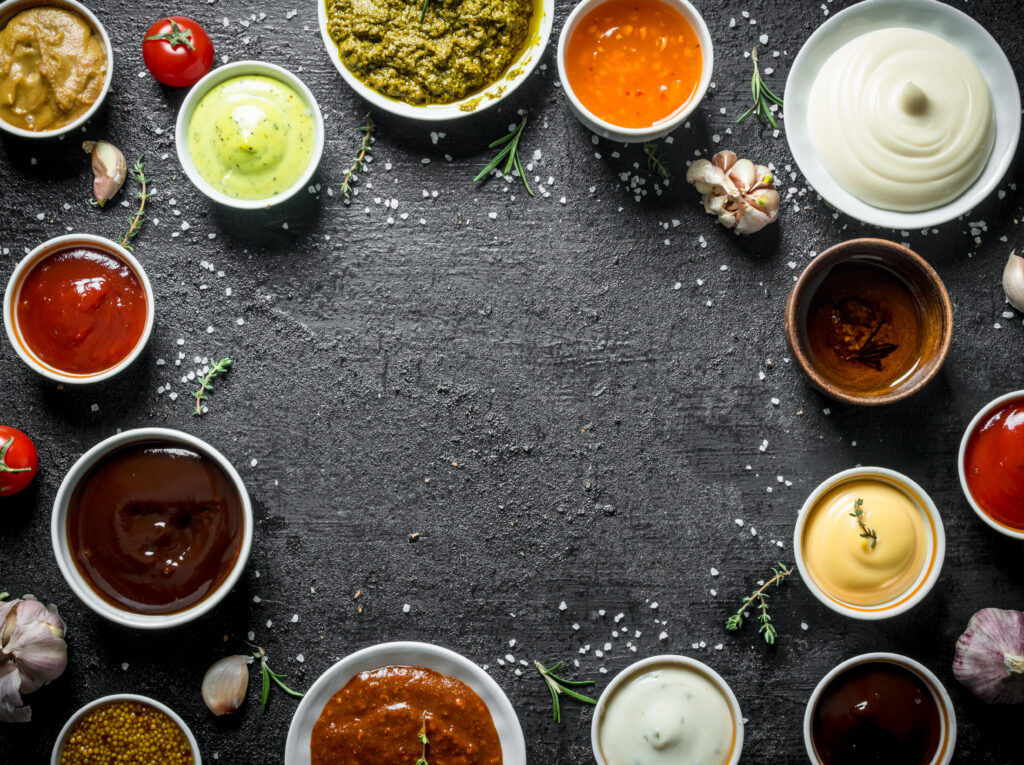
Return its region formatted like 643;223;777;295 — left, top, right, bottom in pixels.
591;655;743;765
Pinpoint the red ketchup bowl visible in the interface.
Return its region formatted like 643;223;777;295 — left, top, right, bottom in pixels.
4;234;154;384
959;390;1024;540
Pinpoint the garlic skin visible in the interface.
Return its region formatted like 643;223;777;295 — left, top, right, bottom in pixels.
82;140;127;207
202;654;252;716
953;608;1024;704
0;594;68;723
686;150;780;234
1002;251;1024;313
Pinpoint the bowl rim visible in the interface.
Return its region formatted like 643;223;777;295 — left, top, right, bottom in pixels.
783;237;954;405
802;652;957;765
3;233;155;385
174;60;325;210
316;0;554;122
50;428;253;630
589;654;744;765
793;466;946;620
957;389;1024;540
784;0;1021;230
556;0;714;143
284;641;526;765
0;0;114;139
50;693;202;765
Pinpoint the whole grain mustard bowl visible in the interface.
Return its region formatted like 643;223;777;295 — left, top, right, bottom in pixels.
793;467;945;621
51;694;202;765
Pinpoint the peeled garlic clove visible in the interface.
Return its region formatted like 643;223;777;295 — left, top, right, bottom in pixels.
202;655;252;716
1002;251;1024;313
953;607;1024;704
82;140;127;207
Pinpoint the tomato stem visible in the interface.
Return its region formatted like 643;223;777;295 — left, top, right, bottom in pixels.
0;437;30;474
145;19;195;51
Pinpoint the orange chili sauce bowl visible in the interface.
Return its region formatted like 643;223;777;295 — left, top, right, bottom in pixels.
556;0;714;143
3;234;155;385
958;390;1024;540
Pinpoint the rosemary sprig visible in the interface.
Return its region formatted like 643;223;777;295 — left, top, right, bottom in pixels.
850;497;879;548
340;113;374;201
419;0;430;23
415;711;429;765
725;562;793;645
253;646;304;714
534;660;597;723
192;357;232;416
736;47;784;130
473;114;534;196
118;156;151;251
643;142;671;181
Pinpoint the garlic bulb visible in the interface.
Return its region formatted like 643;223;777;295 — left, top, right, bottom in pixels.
0;594;68;723
1003;251;1024;313
685;150;780;234
202;654;252;715
82;140;127;207
953;607;1024;704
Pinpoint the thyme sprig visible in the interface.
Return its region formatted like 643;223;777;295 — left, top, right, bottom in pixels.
340;113;374;201
725;562;793;645
193;357;232;416
118;156;151;251
534;660;597;723
252;646;304;714
415;711;429;765
473;114;533;196
736;47;784;130
851;497;878;548
643;142;671;181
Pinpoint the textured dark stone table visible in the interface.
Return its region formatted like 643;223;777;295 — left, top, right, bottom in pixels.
2;0;1023;762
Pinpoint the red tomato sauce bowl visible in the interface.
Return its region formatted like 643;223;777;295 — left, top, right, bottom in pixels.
959;390;1024;539
4;234;154;383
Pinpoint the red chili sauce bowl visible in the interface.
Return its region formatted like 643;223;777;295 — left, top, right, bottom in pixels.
959;391;1024;538
4;235;154;383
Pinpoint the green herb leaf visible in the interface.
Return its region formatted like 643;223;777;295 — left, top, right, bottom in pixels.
736;47;784;132
193;357;232;416
725;562;793;643
534;660;597;723
474;115;534;197
340;114;375;202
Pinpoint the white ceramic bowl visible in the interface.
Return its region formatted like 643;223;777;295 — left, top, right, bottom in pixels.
803;653;956;764
175;60;325;209
557;0;713;143
285;641;526;765
958;390;1024;540
785;0;1021;230
51;694;202;764
793;467;946;620
51;428;253;629
591;655;743;765
318;0;553;122
0;0;113;139
3;234;155;385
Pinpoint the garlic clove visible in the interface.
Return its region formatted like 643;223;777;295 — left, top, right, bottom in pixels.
202;654;252;716
727;158;757;191
1;598;67;695
82;140;127;207
0;662;29;723
953;607;1024;704
1002;251;1024;313
713;149;738;172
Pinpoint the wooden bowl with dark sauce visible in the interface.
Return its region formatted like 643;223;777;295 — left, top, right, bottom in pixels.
784;238;953;405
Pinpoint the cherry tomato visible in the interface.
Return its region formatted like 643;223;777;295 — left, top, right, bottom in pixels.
0;426;37;497
143;17;214;87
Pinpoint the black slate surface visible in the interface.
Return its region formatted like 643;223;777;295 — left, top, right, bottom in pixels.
1;0;1023;762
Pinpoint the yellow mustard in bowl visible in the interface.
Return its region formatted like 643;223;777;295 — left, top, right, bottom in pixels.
802;478;927;607
187;75;314;201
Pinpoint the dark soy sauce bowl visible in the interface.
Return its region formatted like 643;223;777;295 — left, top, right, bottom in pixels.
784;238;954;406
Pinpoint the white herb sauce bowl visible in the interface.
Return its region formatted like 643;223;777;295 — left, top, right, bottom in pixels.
803;653;957;765
591;654;743;765
317;0;554;122
51;428;253;630
175;60;325;210
285;641;526;765
51;694;202;764
785;0;1021;230
557;0;714;143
